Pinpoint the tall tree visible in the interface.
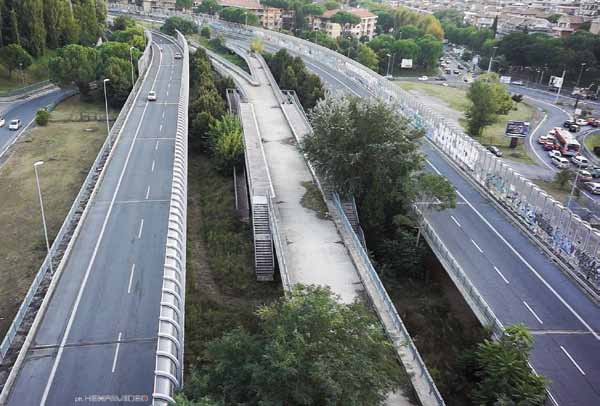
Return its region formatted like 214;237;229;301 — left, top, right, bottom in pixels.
44;0;66;49
60;0;80;45
74;0;100;46
0;44;33;77
48;43;98;94
16;0;46;56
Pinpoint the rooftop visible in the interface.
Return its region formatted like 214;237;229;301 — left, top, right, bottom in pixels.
322;7;377;19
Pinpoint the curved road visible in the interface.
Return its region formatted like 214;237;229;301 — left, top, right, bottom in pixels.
0;89;72;159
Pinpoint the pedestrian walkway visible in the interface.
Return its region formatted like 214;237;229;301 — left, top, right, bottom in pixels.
241;54;361;303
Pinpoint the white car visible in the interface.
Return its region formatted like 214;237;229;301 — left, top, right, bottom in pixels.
148;90;157;101
576;118;588;126
512;80;524;85
0;117;5;127
8;119;20;130
418;76;429;81
571;155;589;168
548;150;562;159
551;156;570;169
174;52;182;59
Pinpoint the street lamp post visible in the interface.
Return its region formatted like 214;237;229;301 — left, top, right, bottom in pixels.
386;53;392;77
576;62;587;89
129;47;135;88
33;161;53;274
103;78;111;144
487;46;498;74
567;170;581;209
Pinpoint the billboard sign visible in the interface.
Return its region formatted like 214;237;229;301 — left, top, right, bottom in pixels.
500;76;511;84
505;120;530;138
549;75;563;89
401;58;413;69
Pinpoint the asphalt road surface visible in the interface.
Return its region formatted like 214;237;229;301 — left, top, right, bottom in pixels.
5;34;182;406
238;38;600;406
0;88;72;159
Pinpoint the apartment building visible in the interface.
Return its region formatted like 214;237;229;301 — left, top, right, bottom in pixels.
311;8;378;40
215;0;284;29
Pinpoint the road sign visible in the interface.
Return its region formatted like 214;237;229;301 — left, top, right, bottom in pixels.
401;58;413;69
500;76;511;84
505;120;530;138
549;75;563;88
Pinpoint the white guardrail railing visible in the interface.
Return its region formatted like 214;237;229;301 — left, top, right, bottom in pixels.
0;30;153;365
152;30;189;406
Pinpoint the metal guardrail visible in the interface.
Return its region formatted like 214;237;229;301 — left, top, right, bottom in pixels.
255;53;285;104
331;193;445;406
152;30;189;406
0;30;154;364
267;193;292;293
0;80;52;98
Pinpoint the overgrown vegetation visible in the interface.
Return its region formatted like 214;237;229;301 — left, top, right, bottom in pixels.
180;286;404;405
264;49;325;109
160;16;198;36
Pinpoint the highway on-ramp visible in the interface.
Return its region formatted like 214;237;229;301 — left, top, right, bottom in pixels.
0;88;72;160
236;38;600;406
4;34;182;406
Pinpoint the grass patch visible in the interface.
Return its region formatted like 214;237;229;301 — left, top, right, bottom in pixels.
189;34;250;73
397;81;537;165
300;181;328;219
383;255;488;405
0;100;109;338
585;133;600;154
185;149;282;371
0;50;56;94
396;81;469;112
49;94;119;122
532;179;582;205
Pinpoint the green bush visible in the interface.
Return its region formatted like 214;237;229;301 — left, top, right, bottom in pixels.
35;109;50;126
200;26;211;39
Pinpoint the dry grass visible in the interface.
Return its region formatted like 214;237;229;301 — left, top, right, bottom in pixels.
0;102;107;338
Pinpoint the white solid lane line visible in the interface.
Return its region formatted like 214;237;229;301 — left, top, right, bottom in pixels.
450;215;461;228
151;160;155;172
111;332;122;373
159;124;163;132
494;266;510;284
137;218;144;239
523;301;544;325
471;239;484;254
39;41;164;406
127;264;136;294
560;345;586;375
145;186;151;200
155;140;159;151
425;158;600;340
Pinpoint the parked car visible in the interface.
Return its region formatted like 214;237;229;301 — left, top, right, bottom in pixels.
591;166;600;178
0;116;4;127
538;134;555;144
548;150;562;159
564;119;576;128
576;118;589;126
571;155;590;168
590;119;600;127
543;142;559;151
418;75;429;81
435;76;447;81
585;182;600;194
512;80;524;86
148;90;157;101
445;68;451;74
577;169;593;182
568;124;580;132
453;69;460;74
8;119;20;130
551;156;570;168
487;145;503;157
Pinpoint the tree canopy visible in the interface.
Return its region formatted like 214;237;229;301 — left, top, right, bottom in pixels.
179;285;404;406
465;73;513;137
0;43;33;77
302;95;455;229
330;11;361;26
160;16;198;36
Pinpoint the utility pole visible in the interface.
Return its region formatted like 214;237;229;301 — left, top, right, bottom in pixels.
386;53;391;77
487;46;498;73
554;69;566;104
576;62;587;89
